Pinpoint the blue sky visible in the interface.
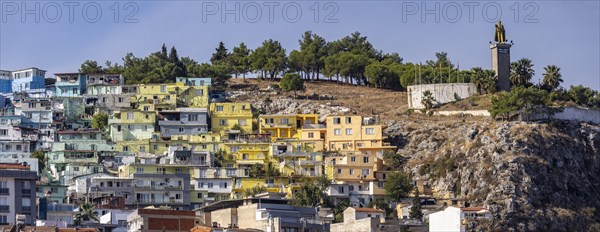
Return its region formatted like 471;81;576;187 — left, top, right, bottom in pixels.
1;1;599;90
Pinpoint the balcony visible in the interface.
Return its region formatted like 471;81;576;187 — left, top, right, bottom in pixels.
21;189;31;195
0;205;8;212
0;188;8;195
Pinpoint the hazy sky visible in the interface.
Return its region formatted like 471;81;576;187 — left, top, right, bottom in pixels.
1;1;599;90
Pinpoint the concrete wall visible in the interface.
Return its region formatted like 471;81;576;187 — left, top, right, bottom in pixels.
429;207;462;232
211;208;237;228
330;218;378;232
407;83;477;109
524;107;600;124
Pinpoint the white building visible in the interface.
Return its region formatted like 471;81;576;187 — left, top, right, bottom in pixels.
429;206;491;232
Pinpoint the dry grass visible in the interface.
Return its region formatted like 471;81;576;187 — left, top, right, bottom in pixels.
437;94;492;111
228;78;409;121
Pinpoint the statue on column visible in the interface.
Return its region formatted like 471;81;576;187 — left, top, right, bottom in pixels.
494;21;506;43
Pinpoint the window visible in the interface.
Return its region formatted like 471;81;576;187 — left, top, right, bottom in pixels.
0;181;7;188
207;183;214;189
363;157;369;163
338;186;345;194
175;194;181;199
143;106;149;111
160;85;166;92
349;169;354;175
216;106;224;111
342;143;349;149
220;183;228;188
142;125;148;131
127;112;134;120
362;169;370;176
195;90;203;96
231;106;235;112
128;125;134;130
25;113;32;119
346;128;353;135
220;120;227;126
365;128;375;135
333;117;341;124
349;185;354;191
337;168;342;174
4;145;10;151
140;146;145;153
351;156;356;162
118;97;124;103
0;215;7;224
90;144;96;150
242;105;247;110
280;118;289;125
15;145;21;151
153;144;158;150
188;114;198;121
197;193;203;198
157;168;166;174
242;154;249;160
117;125;122;132
378;182;385;188
73;167;80;172
123;146;129;151
334;129;341;135
179;127;185;132
308;132;314;138
72;88;78;94
175;168;182;174
345;117;352;124
238;119;246;126
145;114;149;119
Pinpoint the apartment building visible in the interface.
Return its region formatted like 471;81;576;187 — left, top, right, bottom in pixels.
0;163;37;225
54;73;87;97
258;114;319;141
209;102;253;134
109;109;156;142
158;108;209;139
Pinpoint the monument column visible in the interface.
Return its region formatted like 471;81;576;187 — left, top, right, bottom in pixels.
491;43;511;91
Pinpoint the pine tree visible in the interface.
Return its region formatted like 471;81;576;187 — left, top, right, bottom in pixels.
409;187;423;220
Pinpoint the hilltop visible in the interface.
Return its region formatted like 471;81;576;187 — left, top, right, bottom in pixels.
226;78;600;231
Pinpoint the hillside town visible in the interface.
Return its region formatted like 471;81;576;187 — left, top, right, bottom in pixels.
2;13;600;231
2;68;472;232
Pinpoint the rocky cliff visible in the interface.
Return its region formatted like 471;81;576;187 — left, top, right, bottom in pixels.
386;119;600;231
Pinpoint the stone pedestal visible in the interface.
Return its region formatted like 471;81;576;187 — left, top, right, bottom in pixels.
491;43;512;91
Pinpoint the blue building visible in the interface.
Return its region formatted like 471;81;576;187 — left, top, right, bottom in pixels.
54;73;87;97
11;67;47;92
0;68;46;94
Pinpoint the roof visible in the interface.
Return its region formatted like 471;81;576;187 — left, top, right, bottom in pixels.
352;207;385;213
137;208;195;216
0;163;30;170
461;207;488;212
57;130;99;134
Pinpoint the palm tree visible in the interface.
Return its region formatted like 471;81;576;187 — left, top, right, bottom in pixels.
541;65;563;91
482;69;498;94
74;203;99;226
510;58;535;87
470;68;497;94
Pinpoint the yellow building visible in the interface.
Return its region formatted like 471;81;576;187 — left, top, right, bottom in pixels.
134;83;181;111
108;109;156;141
258;114;319;140
209;102;253;134
325;115;395;155
180;85;209;108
